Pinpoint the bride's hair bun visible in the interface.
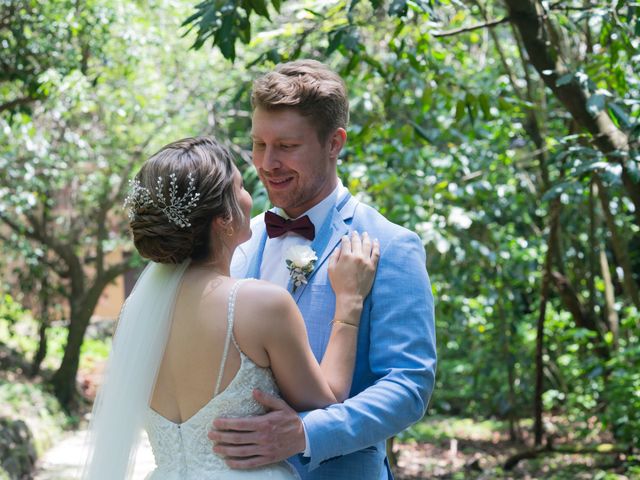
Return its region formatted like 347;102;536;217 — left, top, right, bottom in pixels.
127;136;244;264
130;212;195;264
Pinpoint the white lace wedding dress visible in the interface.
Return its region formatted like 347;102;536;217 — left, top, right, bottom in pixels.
143;279;300;479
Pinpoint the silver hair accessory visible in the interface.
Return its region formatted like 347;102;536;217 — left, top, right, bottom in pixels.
125;172;201;228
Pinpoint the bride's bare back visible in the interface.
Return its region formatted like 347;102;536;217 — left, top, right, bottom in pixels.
150;268;270;424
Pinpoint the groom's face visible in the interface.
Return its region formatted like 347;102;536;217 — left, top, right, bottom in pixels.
251;107;340;218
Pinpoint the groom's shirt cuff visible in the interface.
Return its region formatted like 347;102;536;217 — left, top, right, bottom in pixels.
302;420;311;457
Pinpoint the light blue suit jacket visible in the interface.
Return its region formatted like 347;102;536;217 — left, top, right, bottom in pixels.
231;191;436;480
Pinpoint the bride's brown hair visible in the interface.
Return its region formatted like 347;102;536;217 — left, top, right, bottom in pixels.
129;136;244;264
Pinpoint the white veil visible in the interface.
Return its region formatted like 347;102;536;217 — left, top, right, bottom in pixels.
82;260;190;479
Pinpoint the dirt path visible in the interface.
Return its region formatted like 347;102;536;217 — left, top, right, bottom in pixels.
33;429;155;480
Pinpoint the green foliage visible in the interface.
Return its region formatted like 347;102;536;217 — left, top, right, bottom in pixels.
79;334;112;373
183;0;274;59
0;293;111;374
600;324;640;448
1;0;259;403
398;415;509;443
0;380;69;453
0;0;111;113
0;294;28;332
180;1;640;463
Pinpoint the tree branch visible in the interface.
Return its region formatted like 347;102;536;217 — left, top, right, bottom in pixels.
0;96;36;113
505;443;628;470
548;2;603;13
432;16;511;38
22;210;84;291
84;260;133;313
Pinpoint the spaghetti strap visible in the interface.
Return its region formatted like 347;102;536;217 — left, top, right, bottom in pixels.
213;279;250;397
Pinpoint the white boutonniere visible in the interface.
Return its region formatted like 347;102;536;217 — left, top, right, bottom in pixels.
285;245;317;292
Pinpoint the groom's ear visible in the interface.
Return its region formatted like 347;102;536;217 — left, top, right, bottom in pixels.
328;128;347;162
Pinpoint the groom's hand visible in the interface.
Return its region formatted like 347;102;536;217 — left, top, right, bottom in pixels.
208;389;306;469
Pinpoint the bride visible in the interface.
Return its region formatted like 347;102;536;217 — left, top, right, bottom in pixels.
81;136;379;479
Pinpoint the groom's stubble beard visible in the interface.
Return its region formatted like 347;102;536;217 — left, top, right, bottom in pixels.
260;167;337;217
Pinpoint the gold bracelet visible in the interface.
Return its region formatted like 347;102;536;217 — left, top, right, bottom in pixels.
332;319;359;328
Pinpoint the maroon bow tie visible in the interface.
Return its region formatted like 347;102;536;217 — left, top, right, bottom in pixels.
265;211;315;240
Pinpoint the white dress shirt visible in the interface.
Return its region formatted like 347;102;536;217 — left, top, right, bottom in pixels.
259;181;346;285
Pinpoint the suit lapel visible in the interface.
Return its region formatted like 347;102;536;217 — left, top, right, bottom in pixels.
291;193;358;302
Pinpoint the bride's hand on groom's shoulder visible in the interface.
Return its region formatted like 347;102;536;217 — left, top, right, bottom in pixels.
208;389;306;469
329;230;380;304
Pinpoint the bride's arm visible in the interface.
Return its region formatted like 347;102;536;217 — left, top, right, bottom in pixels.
319;231;379;401
247;232;379;411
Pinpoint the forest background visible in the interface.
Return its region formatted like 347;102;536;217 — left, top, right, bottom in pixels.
0;0;638;479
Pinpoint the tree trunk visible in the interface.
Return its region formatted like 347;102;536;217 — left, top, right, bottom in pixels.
497;266;519;441
50;263;131;407
30;317;49;378
550;271;610;359
593;175;640;310
534;198;561;445
588;180;596;317
51;300;94;407
30;275;50;377
386;436;397;470
600;248;619;346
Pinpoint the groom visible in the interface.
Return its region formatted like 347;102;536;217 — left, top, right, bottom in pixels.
210;59;436;479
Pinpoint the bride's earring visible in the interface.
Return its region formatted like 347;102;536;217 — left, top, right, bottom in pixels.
225;226;234;237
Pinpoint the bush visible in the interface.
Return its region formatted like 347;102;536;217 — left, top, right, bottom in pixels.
0;417;37;479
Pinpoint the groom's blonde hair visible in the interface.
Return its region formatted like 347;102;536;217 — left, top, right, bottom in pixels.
251;59;349;142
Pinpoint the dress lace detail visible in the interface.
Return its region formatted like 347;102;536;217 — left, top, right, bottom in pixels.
143;279;299;479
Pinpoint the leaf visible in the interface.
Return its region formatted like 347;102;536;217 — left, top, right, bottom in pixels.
326;29;344;55
266;48;282;63
410;121;434;144
344;53;360;74
608;102;631;129
478;93;491;118
348;0;361;15
303;8;324;18
238;14;251;43
181;8;205;28
341;27;361;52
461;92;476;124
201;3;220;31
248;0;270;19
215;14;236;60
556;73;574;87
246;52;266;68
541;181;575;202
407;52;422;71
572;160;608;177
586;93;606;116
455;99;465;121
393;20;405;38
388;0;408;17
466;102;475;125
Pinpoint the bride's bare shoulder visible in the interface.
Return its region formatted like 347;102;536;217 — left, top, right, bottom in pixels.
234;279;297;321
237;279;291;304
